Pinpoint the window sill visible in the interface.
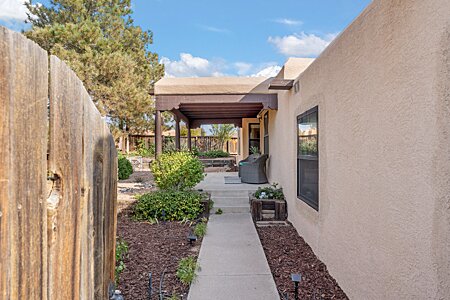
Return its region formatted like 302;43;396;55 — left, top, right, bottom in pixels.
297;195;319;211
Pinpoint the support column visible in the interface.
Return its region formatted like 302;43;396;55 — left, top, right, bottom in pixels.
155;110;162;156
175;116;181;150
187;122;192;151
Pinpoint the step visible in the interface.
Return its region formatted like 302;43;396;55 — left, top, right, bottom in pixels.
255;220;290;227
212;206;250;214
212;197;250;206
208;190;252;198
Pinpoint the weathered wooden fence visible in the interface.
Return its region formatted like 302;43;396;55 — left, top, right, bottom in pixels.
0;27;117;299
124;134;239;154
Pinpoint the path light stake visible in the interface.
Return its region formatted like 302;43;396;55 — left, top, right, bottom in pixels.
161;209;166;224
148;272;152;300
159;268;167;300
187;231;197;245
291;273;301;300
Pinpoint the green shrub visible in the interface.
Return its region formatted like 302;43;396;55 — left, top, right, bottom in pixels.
134;190;203;221
215;208;223;215
136;139;155;157
118;153;133;180
197;150;229;158
254;183;285;200
194;222;207;238
115;238;129;285
176;256;199;285
151;151;204;191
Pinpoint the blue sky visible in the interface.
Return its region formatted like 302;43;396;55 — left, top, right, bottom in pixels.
0;0;371;77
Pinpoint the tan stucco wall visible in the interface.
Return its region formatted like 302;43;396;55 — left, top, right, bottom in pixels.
268;0;450;299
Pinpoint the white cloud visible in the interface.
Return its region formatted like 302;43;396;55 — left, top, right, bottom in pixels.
234;62;252;76
0;0;29;21
161;53;226;77
161;53;281;78
268;32;337;57
199;25;230;34
251;65;282;77
274;18;303;26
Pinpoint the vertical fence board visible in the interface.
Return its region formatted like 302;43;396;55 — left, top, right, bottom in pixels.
0;27;48;300
48;55;84;300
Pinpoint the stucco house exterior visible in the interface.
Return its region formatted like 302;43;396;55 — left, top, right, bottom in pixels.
154;1;450;299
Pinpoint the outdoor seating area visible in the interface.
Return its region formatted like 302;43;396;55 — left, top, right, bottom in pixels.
238;154;269;184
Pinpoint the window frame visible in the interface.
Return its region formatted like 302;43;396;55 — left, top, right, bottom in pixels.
297;106;319;211
263;112;269;155
248;123;261;153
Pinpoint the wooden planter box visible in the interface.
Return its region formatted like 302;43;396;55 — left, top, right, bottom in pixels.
250;196;287;222
199;192;212;219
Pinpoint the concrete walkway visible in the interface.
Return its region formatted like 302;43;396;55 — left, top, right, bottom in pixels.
188;173;279;300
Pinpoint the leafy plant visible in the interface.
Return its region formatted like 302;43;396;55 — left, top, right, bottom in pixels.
115;238;129;285
194;222;207;238
176;256;199;285
254;183;285;200
215;208;223;215
250;146;260;155
136;139;155;157
210;124;236;149
133;190;203;221
151;151;204;191
118;153;133;180
197;150;230;158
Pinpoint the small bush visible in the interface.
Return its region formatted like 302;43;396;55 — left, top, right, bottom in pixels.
115;238;129;285
118;153;133;180
215;208;223;215
176;256;199;285
134;190;203;221
194;222;207;238
197;150;229;158
151;151;204;191
136;139;155;157
254;183;285;200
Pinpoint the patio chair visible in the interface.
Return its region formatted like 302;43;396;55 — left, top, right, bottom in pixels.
238;154;269;184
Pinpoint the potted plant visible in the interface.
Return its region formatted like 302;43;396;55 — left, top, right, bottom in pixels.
250;183;287;221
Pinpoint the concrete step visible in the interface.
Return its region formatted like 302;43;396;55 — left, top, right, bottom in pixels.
212;197;249;206
208;190;252;198
212;206;250;214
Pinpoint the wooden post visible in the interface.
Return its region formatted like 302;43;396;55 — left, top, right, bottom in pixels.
175;115;181;150
155;110;162;156
187;122;192;151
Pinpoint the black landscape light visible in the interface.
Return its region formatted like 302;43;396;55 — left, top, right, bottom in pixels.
291;273;301;300
187;233;197;245
148;272;152;300
161;209;166;223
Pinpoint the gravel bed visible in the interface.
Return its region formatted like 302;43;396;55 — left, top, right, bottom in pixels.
257;224;348;300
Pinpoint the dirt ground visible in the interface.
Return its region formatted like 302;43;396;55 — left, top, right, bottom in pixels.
257;224;348;300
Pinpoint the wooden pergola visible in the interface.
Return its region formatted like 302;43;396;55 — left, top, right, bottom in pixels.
154;77;282;155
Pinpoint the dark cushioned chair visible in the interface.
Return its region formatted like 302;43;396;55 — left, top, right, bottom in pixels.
238;154;268;184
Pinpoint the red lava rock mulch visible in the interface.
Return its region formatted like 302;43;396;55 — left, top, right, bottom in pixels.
257;224;348;300
117;204;201;300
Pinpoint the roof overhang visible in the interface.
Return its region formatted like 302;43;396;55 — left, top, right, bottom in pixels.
155;77;278;128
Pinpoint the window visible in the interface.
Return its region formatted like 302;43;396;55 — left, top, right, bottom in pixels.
297;107;319;210
248;123;260;153
263;112;269;154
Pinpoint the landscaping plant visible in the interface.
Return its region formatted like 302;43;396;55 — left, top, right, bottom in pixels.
118;153;133;180
254;183;285;200
215;208;223;215
197;150;229;158
115;238;129;285
134;190;203;221
194;221;207;238
176;256;199;285
151;151;204;190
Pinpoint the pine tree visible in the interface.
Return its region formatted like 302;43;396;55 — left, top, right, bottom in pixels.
25;0;164;133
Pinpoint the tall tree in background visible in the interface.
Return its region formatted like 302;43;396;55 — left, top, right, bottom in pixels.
210;124;236;149
25;0;164;134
